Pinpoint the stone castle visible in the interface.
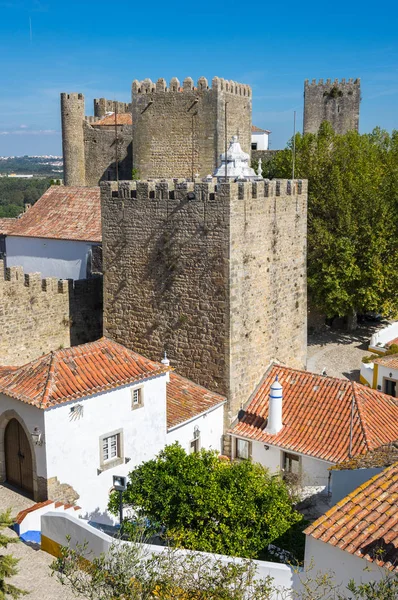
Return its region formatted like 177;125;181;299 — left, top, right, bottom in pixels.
101;178;307;427
303;78;361;135
61;77;252;187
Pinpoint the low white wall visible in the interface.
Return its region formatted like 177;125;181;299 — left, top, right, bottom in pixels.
331;468;383;504
42;512;298;598
167;405;224;454
304;537;387;591
369;322;398;351
360;362;373;386
6;236;97;280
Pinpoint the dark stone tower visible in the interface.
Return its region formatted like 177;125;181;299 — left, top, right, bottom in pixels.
303;78;360;135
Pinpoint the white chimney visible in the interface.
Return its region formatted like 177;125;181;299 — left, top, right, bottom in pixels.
266;376;283;434
161;351;170;382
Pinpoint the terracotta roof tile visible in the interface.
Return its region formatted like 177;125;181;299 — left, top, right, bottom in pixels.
305;462;398;571
0;338;169;408
0;218;17;235
167;373;225;429
8;186;101;242
92;113;132;126
251;125;271;133
373;353;398;369
230;365;398;463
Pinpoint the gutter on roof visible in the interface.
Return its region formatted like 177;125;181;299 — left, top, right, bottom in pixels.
167;399;226;432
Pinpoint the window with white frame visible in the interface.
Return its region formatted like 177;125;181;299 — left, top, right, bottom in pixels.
99;429;124;471
131;386;143;410
236;438;251;460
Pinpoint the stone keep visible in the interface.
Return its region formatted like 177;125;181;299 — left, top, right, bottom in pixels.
132;77;252;179
303;78;360;135
102;179;307;425
61;93;132;187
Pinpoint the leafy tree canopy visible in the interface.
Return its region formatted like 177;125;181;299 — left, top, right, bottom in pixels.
109;443;302;559
265;124;398;318
0;509;26;599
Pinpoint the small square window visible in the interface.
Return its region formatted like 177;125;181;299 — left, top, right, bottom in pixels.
99;429;124;471
131;387;143;410
251;142;258;150
236;438;251;460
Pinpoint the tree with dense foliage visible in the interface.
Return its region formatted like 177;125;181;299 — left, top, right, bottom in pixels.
52;536;274;600
0;178;52;217
262;124;398;321
108;443;302;559
0;510;26;599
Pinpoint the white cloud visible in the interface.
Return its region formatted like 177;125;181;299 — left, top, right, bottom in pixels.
0;129;59;136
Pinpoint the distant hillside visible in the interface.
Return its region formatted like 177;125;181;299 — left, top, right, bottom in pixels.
0;155;63;177
0;178;54;217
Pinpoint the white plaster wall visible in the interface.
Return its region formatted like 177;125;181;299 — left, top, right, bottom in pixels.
166;405;224;453
43;374;168;524
360;362;373;386
42;512;297;599
251;132;269;151
331;468;383;505
250;441;333;486
370;321;398;350
6;236;98;280
304;537;386;591
0;394;47;478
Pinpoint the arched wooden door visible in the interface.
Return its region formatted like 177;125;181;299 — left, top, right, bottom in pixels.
5;419;33;496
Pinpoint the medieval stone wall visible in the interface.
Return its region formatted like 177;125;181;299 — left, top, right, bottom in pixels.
303;78;360;135
61;93;86;186
132;77;251;179
83;123;132;187
0;262;102;366
93;98;131;118
102;178;307;422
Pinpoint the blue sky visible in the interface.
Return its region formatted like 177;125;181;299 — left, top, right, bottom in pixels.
0;0;397;156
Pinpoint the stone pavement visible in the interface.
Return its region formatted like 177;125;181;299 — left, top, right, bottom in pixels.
0;484;82;600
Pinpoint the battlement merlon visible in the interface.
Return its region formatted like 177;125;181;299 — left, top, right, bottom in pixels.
100;179;308;203
0;262;69;294
304;78;360;87
132;77;251;97
93;98;131;118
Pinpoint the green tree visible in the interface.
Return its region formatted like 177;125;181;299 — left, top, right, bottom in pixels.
269;124;398;321
0;510;26;599
108;444;301;559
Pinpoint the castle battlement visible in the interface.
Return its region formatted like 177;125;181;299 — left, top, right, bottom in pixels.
93;98;131;117
305;78;360;87
132;76;251;97
101;178;307;202
0;262;69;294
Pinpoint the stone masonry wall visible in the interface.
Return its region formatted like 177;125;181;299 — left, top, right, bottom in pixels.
132;77;251;179
0;262;102;366
102;179;307;422
93;98;131;118
303;78;360;135
84;123;132;187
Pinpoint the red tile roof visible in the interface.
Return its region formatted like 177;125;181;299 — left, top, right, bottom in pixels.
251;125;271;133
386;337;398;348
305;462;398;571
167;373;225;429
92;113;132;126
8;186;101;242
230;365;398;463
374;353;398;369
0;218;16;235
0;338;169;408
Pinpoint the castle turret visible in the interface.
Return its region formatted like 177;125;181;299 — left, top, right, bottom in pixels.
303;78;360;135
61;93;86;186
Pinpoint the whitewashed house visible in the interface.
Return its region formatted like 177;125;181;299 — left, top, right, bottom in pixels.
304;462;398;589
5;186;101;280
251;125;271;151
0;338;225;524
229;364;398;489
360;353;398;397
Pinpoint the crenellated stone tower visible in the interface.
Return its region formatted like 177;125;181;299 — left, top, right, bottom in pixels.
61;93;86;186
101;178;307;429
303;78;360;135
132;76;252;179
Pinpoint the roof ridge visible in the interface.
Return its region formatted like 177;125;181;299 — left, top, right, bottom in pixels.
272;363;353;386
351;381;371;453
41;351;57;407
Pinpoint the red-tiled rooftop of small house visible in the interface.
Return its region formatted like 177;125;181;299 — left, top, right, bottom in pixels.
251;125;271;133
331;442;398;471
8;186;101;242
305;462;398;571
0;218;17;235
230;364;398;463
167;373;226;429
92;113;132;126
0;338;170;408
373;353;398;369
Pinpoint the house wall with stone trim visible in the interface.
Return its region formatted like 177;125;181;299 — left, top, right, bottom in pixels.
101;178;307;426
